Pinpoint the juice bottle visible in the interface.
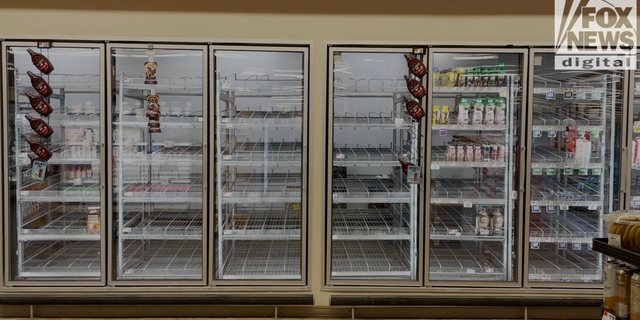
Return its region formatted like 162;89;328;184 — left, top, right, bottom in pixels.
432;106;440;125
25;92;53;116
630;271;640;320
617;267;635;318
27;49;55;74
604;261;620;310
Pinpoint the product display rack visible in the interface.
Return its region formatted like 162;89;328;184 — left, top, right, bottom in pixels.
425;49;526;284
628;57;640;210
214;47;307;283
326;48;423;284
524;49;622;287
2;42;106;285
108;44;207;284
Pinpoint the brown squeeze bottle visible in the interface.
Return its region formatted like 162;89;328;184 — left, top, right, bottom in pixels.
25;92;53;116
404;54;426;78
403;96;425;120
25;115;54;138
404;75;425;99
27;153;51;175
25;137;53;160
27;71;53;96
27;49;54;74
398;158;414;175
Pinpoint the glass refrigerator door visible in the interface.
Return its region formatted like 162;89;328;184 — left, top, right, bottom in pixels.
327;48;424;284
109;45;206;283
629;57;640;210
526;51;622;285
3;43;105;284
427;50;525;284
213;48;307;283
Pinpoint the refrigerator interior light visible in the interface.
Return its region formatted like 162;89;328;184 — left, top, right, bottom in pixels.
453;54;500;61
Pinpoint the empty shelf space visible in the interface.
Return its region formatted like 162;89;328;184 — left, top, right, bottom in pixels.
121;209;203;240
430;176;506;203
429;242;505;281
20;206;101;241
333;78;406;95
118;144;203;163
115;115;204;128
220;108;303;128
220;240;301;280
333;111;415;130
122;182;203;203
332;206;411;240
20;241;101;278
430;206;505;241
528;248;601;282
120;240;203;280
221;172;302;203
221;140;302;164
333;144;401;166
331;240;412;279
219;73;303;94
332;175;411;203
531;146;603;166
529;212;599;242
19;180;100;203
221;205;301;240
530;176;602;202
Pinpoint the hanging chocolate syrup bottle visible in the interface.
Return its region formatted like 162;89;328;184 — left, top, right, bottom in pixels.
398;158;415;176
25;92;53;116
27;49;55;74
25;115;54;138
404;54;426;78
404;75;425;99
27;153;51;176
27;71;53;96
403;96;425;120
25;137;53;160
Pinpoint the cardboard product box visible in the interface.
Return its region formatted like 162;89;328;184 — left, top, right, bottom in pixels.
86;206;100;234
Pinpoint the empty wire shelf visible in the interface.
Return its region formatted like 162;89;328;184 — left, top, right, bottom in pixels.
220;107;303;128
120;240;202;280
334;144;401;167
532;105;604;129
531;146;603;166
331;240;412;278
221;172;302;203
429;242;505;281
21;241;101;278
430;206;505;241
221;240;301;280
221;140;302;165
121;209;203;240
20;206;101;241
529;211;600;242
332;206;411;240
122;182;203;203
332;175;411;203
118;144;203;164
430;176;506;204
115;115;204;129
19;180;100;202
333;111;414;130
530;176;602;202
528;247;601;282
222;205;301;240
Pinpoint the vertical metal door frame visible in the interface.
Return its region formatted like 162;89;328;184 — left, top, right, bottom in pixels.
623;57;637;211
2;41;107;287
106;43;208;286
209;45;309;286
523;48;610;289
324;46;424;287
424;47;527;288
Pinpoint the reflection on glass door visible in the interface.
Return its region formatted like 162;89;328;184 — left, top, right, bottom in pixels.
327;49;424;283
526;51;622;285
214;48;307;282
109;45;206;283
427;50;524;283
3;43;104;283
629;57;640;210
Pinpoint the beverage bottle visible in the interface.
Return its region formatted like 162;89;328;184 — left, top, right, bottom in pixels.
25;115;54;138
27;71;53;96
630;271;640;320
25;137;53;160
403;96;425;120
404;54;426;78
404;75;425;99
604;261;621;310
25;92;53;116
398;158;414;176
27;49;55;74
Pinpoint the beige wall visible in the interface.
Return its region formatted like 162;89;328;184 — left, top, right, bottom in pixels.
0;0;617;305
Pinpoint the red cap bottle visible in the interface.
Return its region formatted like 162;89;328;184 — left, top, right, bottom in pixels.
25;137;53;160
403;96;425;120
398;158;415;176
27;71;53;97
404;75;425;99
405;54;426;78
25;92;53;116
25;115;54;138
27;49;54;74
